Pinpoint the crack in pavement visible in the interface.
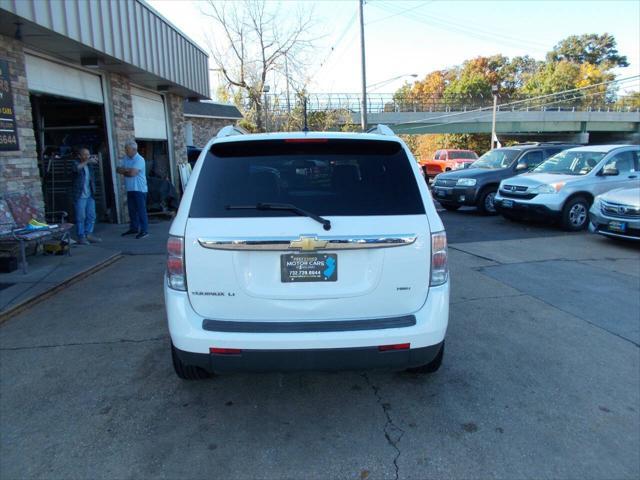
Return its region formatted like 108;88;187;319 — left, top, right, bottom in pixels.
362;372;404;480
0;335;168;351
450;293;527;305
449;246;501;264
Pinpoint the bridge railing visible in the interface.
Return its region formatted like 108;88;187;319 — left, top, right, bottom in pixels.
253;92;639;115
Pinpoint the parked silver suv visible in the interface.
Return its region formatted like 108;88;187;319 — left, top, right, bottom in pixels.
495;145;640;230
589;187;640;241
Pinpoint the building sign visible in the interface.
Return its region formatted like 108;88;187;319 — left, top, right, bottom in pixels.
0;59;19;151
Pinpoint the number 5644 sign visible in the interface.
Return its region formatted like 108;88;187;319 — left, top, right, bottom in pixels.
0;59;19;152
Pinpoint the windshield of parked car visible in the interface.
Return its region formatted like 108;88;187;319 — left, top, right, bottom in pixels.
189;139;425;217
533;150;606;175
469;149;520;169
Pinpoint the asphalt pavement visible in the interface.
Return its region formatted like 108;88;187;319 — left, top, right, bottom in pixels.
1;211;638;480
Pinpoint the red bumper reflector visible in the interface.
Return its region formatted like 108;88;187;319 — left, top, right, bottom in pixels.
284;138;329;143
210;347;242;355
378;343;410;352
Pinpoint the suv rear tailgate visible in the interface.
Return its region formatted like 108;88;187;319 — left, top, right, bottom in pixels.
185;215;430;320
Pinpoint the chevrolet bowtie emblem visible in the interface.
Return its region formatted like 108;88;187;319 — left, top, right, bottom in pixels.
289;236;328;251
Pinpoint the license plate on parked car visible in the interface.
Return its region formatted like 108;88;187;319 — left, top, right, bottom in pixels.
281;254;338;282
502;199;514;208
435;189;446;198
608;220;626;232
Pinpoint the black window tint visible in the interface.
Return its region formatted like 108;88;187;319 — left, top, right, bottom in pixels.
434;151;441;160
189;139;425;218
521;150;544;167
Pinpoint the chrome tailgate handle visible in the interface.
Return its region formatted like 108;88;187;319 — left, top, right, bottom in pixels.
198;234;417;251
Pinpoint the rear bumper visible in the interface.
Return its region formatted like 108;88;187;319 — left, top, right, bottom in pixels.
174;342;443;373
165;281;449;371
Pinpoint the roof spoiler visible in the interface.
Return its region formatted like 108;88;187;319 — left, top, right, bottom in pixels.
366;124;396;137
216;125;248;139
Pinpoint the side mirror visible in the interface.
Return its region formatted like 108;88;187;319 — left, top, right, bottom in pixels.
601;167;619;176
515;162;529;171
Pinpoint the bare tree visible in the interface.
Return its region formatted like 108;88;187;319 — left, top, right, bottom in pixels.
204;0;315;131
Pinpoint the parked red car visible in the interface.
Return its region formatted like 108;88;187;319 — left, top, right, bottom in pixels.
420;149;479;178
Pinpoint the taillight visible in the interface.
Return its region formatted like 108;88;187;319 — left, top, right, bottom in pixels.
167;236;186;291
430;231;448;286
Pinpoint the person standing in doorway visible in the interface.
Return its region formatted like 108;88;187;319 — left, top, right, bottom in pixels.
72;148;102;245
116;140;149;239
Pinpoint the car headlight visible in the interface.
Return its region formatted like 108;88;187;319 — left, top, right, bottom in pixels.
456;178;477;186
531;182;565;194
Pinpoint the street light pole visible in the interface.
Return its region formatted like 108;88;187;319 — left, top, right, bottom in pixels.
491;84;499;149
358;0;367;131
263;85;270;132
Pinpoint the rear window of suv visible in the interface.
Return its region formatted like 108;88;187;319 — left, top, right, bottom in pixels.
449;151;477;159
189;139;426;218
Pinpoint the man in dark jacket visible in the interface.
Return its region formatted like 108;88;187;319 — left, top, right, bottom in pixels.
71;148;102;245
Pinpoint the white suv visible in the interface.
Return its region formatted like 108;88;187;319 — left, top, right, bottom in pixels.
164;126;449;379
495;145;640;231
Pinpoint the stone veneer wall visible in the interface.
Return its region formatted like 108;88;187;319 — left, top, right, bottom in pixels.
107;72;136;222
187;117;236;148
167;93;187;165
0;34;43;214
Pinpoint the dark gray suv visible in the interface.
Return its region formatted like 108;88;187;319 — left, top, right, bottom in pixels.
431;143;577;214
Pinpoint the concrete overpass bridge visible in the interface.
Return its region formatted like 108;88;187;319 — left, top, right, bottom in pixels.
365;110;640;137
264;80;640;140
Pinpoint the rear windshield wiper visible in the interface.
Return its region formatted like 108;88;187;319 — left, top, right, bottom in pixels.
226;202;332;231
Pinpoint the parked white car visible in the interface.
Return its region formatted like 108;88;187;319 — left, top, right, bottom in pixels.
495;145;640;230
589;187;640;241
165;126;449;379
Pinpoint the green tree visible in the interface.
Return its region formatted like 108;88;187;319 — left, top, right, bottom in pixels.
522;60;581;96
546;33;629;68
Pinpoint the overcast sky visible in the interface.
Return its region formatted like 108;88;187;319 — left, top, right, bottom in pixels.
148;0;640;99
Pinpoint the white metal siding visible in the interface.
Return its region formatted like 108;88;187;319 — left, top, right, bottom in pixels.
0;0;209;98
25;54;103;104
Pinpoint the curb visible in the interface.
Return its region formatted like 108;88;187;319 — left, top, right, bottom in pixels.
0;253;123;325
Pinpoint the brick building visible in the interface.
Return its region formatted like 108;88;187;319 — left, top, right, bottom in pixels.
0;0;209;223
184;101;243;148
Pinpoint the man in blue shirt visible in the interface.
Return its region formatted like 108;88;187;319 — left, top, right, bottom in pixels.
71;148;102;245
116;140;149;239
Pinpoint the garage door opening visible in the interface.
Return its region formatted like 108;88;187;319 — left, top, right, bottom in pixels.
30;93;116;223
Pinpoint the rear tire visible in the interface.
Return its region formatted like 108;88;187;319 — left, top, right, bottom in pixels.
477;187;498;215
562;196;590;231
406;342;444;374
171;343;212;380
442;204;460;211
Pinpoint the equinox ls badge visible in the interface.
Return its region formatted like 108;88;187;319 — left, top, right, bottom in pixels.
289;236;328;251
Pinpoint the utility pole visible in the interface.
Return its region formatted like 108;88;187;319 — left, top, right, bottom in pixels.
491;84;499;149
358;0;367;131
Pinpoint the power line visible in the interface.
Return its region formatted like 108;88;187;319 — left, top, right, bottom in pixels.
311;10;358;80
365;0;436;25
370;1;549;52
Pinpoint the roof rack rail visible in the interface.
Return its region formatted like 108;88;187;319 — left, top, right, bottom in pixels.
366;124;396;136
216;125;248;139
